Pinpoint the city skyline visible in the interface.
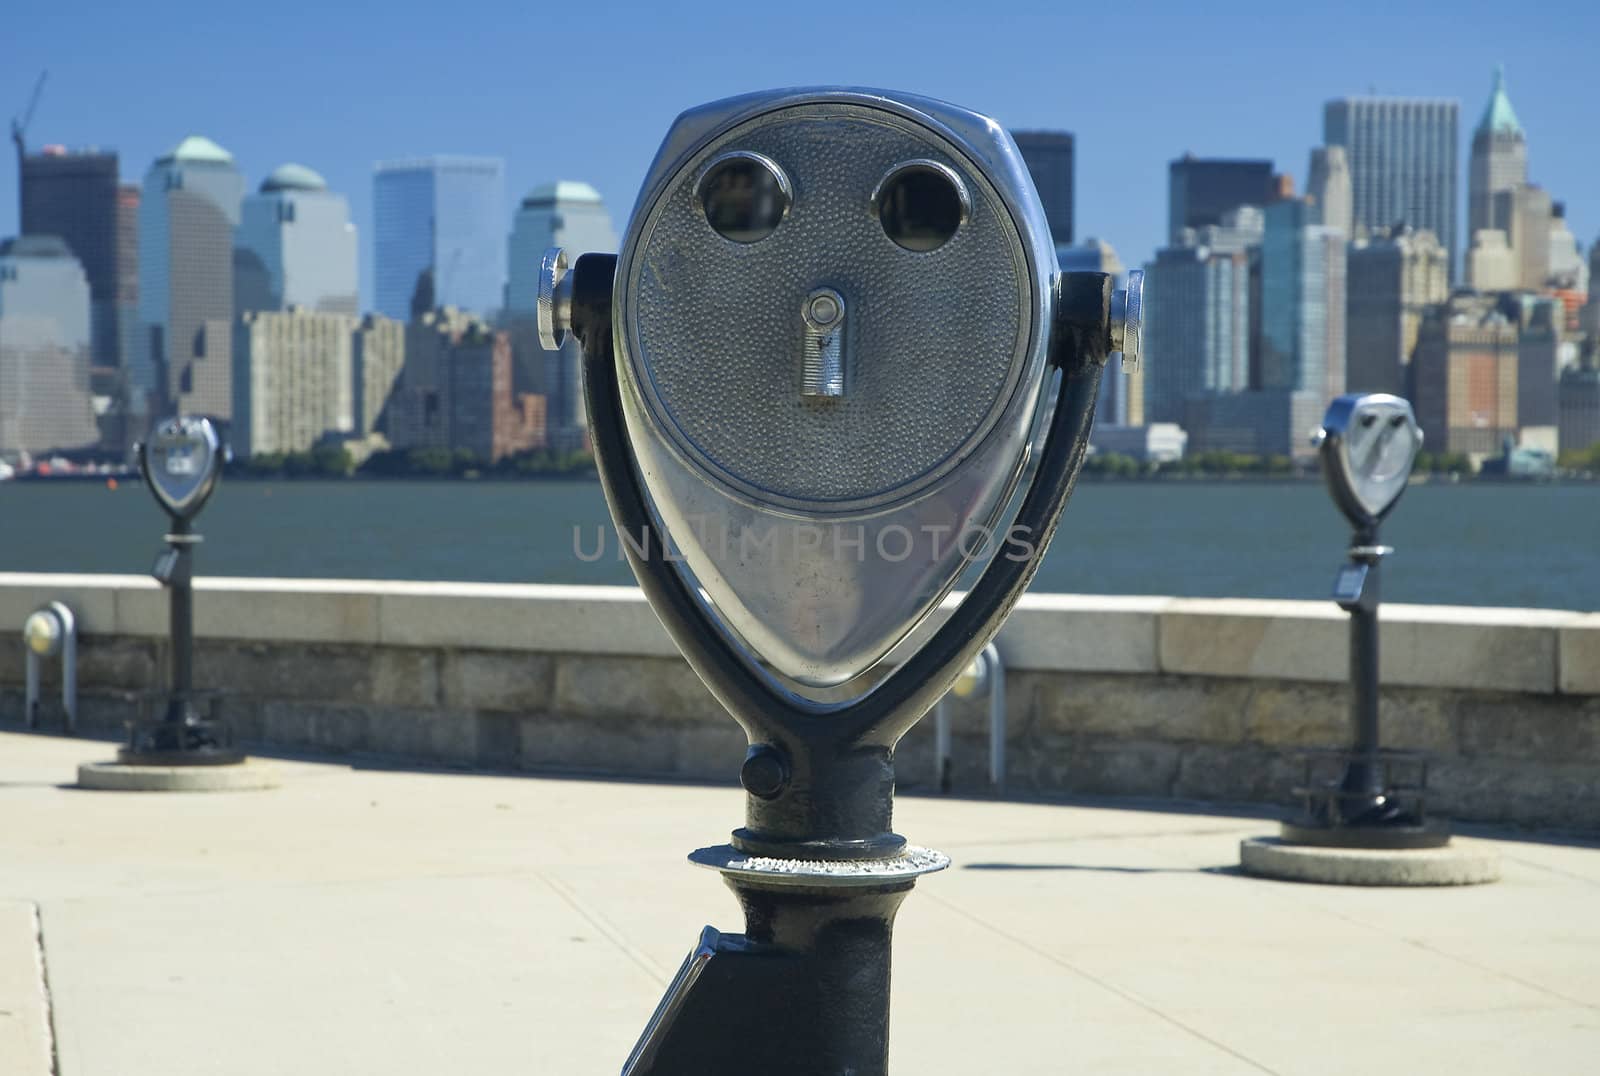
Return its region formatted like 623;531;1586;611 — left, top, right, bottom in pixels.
4;1;1597;312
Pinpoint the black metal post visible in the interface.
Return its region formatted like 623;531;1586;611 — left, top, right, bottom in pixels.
1338;534;1385;819
580;254;1113;1074
1282;524;1447;848
120;517;241;765
167;518;196;720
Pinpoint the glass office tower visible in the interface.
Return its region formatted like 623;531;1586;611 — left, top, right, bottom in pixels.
236;163;359;316
373;156;505;321
137;135;245;421
1324;97;1459;277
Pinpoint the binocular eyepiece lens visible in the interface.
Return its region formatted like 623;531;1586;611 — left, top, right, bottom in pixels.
875;161;968;252
697;152;791;243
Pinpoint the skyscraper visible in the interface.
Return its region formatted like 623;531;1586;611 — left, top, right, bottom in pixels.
19;147;138;388
505;181;617;444
373;156;505;320
1511;295;1561;438
1558;366;1600;454
1011;131;1074;247
1324;97;1459;277
1167;157;1277;244
137;135;244;422
1493;184;1553;291
236;164;359;316
1548;204;1587;294
1261;198;1345;406
353;313;405;437
0;236;100;455
1468;66;1526;241
1306;146;1352;238
1142;209;1260;425
231;308;357;456
385;309;542;461
1412;294;1518;455
1346;227;1449;396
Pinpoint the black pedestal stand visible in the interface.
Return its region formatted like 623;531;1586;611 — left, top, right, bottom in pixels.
120;518;240;766
572;254;1113;1075
1281;529;1447;850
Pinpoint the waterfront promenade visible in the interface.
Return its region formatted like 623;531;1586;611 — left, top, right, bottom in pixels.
1;729;1596;1075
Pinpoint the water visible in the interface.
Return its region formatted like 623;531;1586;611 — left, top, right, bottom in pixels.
0;478;1595;611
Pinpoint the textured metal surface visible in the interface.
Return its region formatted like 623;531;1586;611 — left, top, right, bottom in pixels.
800;288;846;397
690;843;950;885
608;90;1055;688
536;247;571;350
624;101;1029;507
1111;268;1144;370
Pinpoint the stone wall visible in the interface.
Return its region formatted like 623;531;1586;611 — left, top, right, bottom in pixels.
2;574;1596;831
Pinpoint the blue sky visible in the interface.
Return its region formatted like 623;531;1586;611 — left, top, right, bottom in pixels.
6;0;1597;309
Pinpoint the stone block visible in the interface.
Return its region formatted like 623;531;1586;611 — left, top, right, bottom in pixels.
518;714;683;776
1029;672;1248;744
668;724;748;781
192;580;381;644
1172;742;1299;803
75;638;161;693
441;650;551;713
1428;757;1600;832
1241;681;1349;748
375;582;677;656
1557;614;1600;695
74;692;144;736
1241;680;1452;755
1380;604;1573;694
111;580;167;637
259;701;379;753
0;572;124;637
1159;599;1346;683
368;708;478;763
0;640;23;686
1378;689;1457;753
1019;734;1182;798
474;712;522;768
996;594;1166;673
196;643;371;704
368;649;440;708
551;654;720;725
1455;694;1600;764
217;696;264;744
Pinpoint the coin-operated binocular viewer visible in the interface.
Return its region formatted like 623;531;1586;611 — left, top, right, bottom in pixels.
125;417;239;765
1283;393;1447;848
540;87;1142;1075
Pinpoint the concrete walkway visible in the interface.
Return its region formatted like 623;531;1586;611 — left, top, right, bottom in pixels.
1;729;1596;1075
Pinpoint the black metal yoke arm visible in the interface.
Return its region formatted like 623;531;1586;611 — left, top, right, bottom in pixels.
577;253;1108;854
577;253;1107;743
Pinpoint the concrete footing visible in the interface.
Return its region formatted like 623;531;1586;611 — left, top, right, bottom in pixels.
76;760;280;792
1239;835;1501;887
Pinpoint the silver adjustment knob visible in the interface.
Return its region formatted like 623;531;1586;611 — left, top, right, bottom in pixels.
1110;268;1144;371
537;247;573;350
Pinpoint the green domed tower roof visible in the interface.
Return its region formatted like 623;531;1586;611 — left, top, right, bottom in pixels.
1476;65;1523;138
261;163;328;193
157;135;235;166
